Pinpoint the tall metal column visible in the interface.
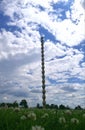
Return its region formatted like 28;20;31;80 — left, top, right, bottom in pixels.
41;36;46;108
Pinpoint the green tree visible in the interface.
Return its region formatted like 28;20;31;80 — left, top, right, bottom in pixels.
37;103;40;108
20;99;28;108
13;101;18;108
75;105;82;110
59;104;66;109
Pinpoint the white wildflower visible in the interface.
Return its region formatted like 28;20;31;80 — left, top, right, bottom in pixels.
41;113;49;118
32;125;45;130
65;110;72;115
27;112;36;120
53;111;56;114
71;118;79;124
20;115;27;120
4;104;8;109
14;107;20;112
59;117;66;123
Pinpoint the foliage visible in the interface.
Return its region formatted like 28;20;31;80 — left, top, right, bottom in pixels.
0;101;18;108
0;108;85;130
20;99;28;108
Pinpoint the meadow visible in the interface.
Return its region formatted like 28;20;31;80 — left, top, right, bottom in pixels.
0;107;85;130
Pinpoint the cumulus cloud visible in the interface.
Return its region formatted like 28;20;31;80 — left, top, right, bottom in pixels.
81;0;85;9
0;0;85;107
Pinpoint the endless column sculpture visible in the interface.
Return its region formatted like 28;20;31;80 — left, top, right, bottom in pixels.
41;36;46;108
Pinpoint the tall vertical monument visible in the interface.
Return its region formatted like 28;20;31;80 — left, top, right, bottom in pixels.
41;36;46;108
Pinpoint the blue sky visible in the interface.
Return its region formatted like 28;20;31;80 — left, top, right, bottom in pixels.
0;0;85;108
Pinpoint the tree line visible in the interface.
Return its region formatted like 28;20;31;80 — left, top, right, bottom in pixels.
0;99;84;110
0;99;28;108
37;103;84;110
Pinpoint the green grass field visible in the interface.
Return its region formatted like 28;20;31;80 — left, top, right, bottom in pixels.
0;108;85;130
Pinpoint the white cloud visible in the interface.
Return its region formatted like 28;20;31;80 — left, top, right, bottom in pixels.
0;0;85;107
81;0;85;9
1;0;84;47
